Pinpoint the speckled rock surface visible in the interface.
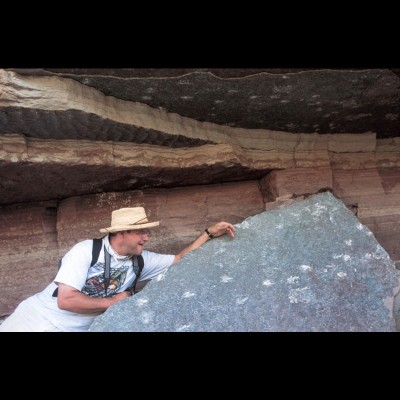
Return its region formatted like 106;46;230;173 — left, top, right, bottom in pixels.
90;192;400;332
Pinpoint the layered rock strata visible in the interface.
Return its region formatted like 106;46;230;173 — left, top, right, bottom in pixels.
0;69;399;319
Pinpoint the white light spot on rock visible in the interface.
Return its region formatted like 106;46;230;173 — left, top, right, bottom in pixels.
344;113;372;121
177;325;191;332
182;291;196;299
289;287;311;303
337;272;347;278
287;276;300;284
262;279;274;286
343;255;351;261
240;221;251;229
357;223;363;230
385;113;398;121
236;297;248;305
141;312;153;324
311;204;327;216
345;240;352;246
249;95;259;99
333;254;343;259
365;253;372;259
136;298;148;306
221;275;233;283
155;272;166;281
181;96;193;100
214;100;224;104
273;85;293;93
300;264;313;271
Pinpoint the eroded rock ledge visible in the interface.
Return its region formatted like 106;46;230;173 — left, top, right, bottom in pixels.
6;68;400;137
1;132;399;205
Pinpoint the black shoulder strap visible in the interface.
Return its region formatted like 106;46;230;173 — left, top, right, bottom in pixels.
103;245;111;297
91;238;103;267
131;255;144;294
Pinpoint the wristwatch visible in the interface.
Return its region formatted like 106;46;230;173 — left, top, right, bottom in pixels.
205;228;214;239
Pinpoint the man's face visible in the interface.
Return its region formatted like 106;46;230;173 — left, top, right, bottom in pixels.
122;229;150;255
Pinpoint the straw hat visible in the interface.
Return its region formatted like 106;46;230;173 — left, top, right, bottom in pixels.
99;207;160;233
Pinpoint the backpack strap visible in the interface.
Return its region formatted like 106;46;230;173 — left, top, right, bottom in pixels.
130;255;145;294
91;238;103;267
103;245;111;297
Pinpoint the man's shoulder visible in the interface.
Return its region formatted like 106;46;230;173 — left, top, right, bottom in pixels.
70;238;96;252
141;249;162;258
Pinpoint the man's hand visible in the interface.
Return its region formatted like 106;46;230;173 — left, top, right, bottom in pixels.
113;291;132;301
206;221;236;239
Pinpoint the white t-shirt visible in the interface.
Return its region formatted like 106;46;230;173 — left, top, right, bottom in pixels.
30;235;175;332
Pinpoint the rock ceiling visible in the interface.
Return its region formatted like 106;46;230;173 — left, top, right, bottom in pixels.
7;68;400;138
0;68;399;206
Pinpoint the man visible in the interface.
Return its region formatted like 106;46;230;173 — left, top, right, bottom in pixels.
0;207;235;332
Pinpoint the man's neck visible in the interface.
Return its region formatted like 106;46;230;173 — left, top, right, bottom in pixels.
108;235;130;257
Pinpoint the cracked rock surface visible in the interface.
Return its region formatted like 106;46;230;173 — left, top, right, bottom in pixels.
90;192;400;332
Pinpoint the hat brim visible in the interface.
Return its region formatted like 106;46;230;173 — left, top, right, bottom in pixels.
99;221;160;233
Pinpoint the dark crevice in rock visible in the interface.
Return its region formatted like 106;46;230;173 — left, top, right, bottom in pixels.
0;108;212;147
0;162;272;206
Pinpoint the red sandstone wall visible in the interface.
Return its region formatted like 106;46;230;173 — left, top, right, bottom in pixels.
0;202;58;317
57;181;265;257
1;173;399;318
332;167;400;261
